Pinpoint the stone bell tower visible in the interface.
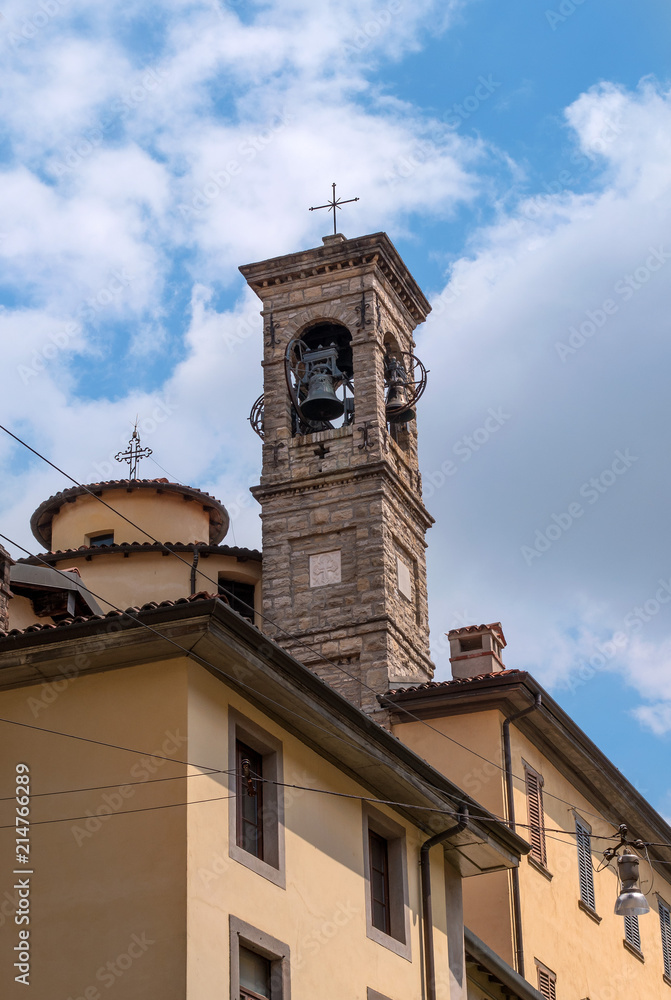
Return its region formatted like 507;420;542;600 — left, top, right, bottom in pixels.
240;231;435;711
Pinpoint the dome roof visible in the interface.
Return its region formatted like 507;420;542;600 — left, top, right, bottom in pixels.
30;479;229;550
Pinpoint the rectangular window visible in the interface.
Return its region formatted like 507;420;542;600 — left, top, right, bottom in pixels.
575;818;596;911
228;710;285;889
363;806;410;960
230;916;290;1000
218;577;256;621
236;740;264;859
659;897;671;978
87;531;114;547
536;963;557;1000
240;946;271;1000
525;765;547;868
369;830;391;935
624;913;642;952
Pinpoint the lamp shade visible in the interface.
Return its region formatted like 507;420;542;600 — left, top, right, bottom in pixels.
614;889;651;916
615;850;651;916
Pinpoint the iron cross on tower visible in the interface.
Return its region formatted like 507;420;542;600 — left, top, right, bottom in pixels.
309;183;359;236
114;421;153;480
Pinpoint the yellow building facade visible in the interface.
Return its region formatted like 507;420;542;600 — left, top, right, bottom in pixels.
1;229;668;1000
386;625;671;1000
0;593;526;999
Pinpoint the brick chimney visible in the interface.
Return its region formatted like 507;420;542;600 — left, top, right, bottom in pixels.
0;544;14;633
448;622;506;679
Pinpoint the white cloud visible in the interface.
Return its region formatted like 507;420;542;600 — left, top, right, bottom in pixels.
1;3;671;744
420;81;671;726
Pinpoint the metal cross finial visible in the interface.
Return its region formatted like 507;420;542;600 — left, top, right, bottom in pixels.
309;182;359;236
114;420;153;480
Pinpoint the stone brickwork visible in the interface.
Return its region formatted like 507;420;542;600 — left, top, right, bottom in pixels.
0;544;14;633
241;233;435;712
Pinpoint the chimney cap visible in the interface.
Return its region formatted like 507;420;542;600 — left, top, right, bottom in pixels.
447;622;506;648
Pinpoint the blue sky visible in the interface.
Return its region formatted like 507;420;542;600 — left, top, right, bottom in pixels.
0;0;670;816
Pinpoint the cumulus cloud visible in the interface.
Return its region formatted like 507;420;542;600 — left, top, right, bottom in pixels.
1;3;671;742
420;80;671;727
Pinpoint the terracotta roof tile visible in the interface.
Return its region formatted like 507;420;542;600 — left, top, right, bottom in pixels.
447;622;506;644
17;542;261;564
386;669;526;697
0;591;234;640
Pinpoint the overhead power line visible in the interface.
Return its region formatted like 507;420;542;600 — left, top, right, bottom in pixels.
0;425;629;833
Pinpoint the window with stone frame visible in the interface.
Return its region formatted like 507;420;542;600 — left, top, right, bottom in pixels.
228;710;285;889
362;805;411;960
230;917;290;1000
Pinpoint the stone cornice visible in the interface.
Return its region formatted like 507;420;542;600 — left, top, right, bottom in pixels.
239;232;431;324
252;460;434;531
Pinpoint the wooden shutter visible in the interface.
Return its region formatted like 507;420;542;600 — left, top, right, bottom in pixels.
624;913;641;951
660;899;671;977
537;967;556;1000
525;768;547;867
575;820;596;911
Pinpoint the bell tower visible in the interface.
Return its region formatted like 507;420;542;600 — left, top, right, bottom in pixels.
241;231;435;711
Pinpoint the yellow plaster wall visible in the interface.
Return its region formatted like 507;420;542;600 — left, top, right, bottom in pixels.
5;594;55;631
44;551;261;616
0;653;462;1000
392;713;515;965
185;663;453;1000
395;707;671;999
510;725;671;1000
0;658;189;1000
50;489;212;550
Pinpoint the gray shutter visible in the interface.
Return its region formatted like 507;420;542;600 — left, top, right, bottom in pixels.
526;769;547;866
624;913;641;951
660;900;671;977
575;820;596;911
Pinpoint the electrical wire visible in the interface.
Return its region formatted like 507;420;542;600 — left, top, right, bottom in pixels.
0;425;649;837
0;548;608;847
0;533;509;826
0;522;623;841
0;713;222;772
0;769;237;803
0;795;236;831
3;533;634;852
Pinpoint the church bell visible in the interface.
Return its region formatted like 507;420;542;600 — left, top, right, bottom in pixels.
300;370;345;422
385;382;415;423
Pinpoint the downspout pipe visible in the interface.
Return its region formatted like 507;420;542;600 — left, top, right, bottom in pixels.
190;545;201;596
421;806;469;1000
502;694;542;978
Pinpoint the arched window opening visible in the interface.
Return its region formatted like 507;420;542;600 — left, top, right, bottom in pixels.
285;321;354;436
384;333;413;450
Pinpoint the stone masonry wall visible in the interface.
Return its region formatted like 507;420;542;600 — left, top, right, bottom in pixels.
242;234;435;712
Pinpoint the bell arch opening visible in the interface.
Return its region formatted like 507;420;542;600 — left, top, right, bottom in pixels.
383;332;412;450
286;321;355;436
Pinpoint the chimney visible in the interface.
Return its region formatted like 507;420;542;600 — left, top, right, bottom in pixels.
448;622;506;679
0;545;14;633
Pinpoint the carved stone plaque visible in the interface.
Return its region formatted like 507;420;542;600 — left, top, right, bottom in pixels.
396;556;412;600
309;550;342;588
